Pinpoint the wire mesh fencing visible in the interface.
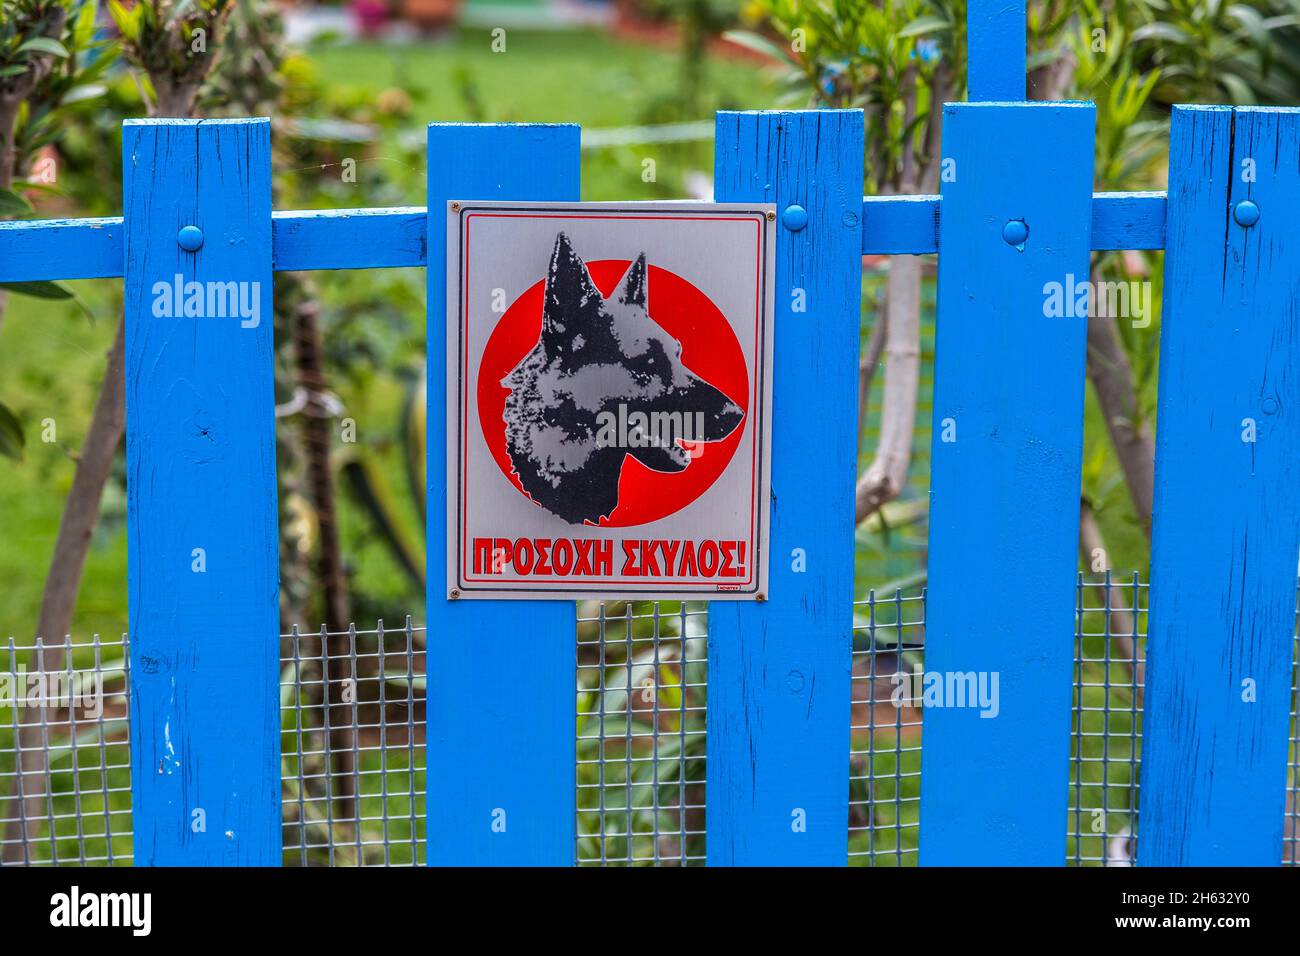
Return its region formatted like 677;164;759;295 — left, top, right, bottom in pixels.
2;574;1297;866
576;602;708;865
0;633;133;866
280;620;426;866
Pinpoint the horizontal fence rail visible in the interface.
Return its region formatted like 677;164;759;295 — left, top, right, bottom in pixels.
0;192;1169;283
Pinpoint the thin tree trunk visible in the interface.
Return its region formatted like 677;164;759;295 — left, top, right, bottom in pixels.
0;8;66;336
1085;265;1155;534
1028;29;1157;532
857;308;887;446
2;308;125;864
855;255;921;523
0;102;18;331
292;297;356;819
853;62;946;528
1079;499;1144;707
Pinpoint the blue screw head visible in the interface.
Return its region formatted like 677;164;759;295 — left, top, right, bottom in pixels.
1233;200;1260;227
1002;219;1029;247
177;225;204;252
782;204;808;232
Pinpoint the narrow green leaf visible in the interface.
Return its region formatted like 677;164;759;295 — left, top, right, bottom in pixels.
16;37;70;58
898;15;950;38
0;402;24;461
0;280;74;300
0;187;33;216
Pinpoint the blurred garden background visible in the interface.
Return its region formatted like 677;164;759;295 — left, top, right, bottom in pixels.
2;0;1299;865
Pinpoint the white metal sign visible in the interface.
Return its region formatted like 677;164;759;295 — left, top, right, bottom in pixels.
447;201;775;600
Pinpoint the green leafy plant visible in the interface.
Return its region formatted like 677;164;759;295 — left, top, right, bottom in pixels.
107;0;233;115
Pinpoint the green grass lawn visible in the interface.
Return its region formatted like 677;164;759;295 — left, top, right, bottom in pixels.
308;28;776;127
0;283;127;640
306;28;781;201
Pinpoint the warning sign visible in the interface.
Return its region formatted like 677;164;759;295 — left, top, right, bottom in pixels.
447;202;775;599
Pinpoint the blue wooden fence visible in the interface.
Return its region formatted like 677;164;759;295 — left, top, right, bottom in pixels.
1;4;1297;866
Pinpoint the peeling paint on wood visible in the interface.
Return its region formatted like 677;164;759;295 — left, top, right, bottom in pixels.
706;109;863;866
123;119;280;866
1139;105;1300;866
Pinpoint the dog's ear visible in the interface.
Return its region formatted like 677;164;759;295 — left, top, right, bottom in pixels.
616;253;648;307
543;232;602;343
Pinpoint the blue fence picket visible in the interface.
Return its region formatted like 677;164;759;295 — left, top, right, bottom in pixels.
707;109;863;866
1138;106;1300;866
425;124;581;866
967;0;1026;100
123;119;280;865
919;102;1096;865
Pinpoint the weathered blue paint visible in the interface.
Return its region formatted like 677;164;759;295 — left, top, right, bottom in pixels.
967;2;1026;100
123;119;280;866
919;102;1095;866
271;207;427;271
0;195;1173;283
861;195;941;254
707;110;863;866
425;124;581;866
0;217;123;280
860;192;1165;255
1091;191;1166;251
1139;106;1300;867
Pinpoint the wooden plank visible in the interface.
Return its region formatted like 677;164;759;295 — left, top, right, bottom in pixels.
1139;105;1300;866
0;217;122;280
862;195;939;254
919;102;1095;865
0;195;1173;282
123;119;279;865
271;207;426;271
707;109;863;866
967;0;1026;100
861;193;1165;255
1091;191;1166;250
425;124;580;866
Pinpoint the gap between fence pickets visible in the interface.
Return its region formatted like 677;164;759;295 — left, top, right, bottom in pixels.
0;192;1168;283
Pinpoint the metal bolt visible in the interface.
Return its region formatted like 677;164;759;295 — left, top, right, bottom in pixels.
765;210;776;222
1234;200;1260;227
449;588;461;600
177;225;204;252
450;201;462;213
782;204;808;232
756;592;767;602
1002;219;1029;247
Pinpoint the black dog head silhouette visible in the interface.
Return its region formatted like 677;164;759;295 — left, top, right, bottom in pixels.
501;232;744;524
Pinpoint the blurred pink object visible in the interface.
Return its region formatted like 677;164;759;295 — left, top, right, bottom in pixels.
349;0;390;36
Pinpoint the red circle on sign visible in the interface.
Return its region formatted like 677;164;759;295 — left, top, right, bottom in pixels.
477;260;749;526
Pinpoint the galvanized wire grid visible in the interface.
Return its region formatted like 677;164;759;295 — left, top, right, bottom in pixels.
0;633;133;865
2;576;1298;866
280;620;426;866
1069;574;1146;866
850;587;925;865
576;601;708;865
